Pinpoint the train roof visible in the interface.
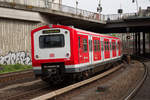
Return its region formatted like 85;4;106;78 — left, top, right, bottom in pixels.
74;28;120;39
53;24;120;40
32;24;120;40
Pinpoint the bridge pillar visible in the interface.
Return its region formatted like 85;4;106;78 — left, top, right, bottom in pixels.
138;33;141;55
133;33;135;54
135;33;138;55
143;32;146;55
149;33;150;56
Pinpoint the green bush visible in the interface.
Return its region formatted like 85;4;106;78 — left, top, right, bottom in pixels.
0;64;32;74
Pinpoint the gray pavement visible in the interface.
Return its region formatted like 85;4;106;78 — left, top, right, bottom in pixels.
132;61;150;100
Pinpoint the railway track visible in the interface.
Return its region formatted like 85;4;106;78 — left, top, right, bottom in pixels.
0;63;123;100
0;69;34;84
123;56;149;100
6;85;50;100
30;59;148;100
2;59;147;100
31;63;123;100
0;79;53;100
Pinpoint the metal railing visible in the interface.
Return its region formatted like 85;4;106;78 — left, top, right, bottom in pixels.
105;13;138;21
105;11;150;21
0;0;150;22
0;0;105;22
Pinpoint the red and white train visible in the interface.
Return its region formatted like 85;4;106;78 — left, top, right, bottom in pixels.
31;25;122;83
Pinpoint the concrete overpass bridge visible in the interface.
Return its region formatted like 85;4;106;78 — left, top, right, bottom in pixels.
98;14;150;33
0;0;150;33
0;0;106;29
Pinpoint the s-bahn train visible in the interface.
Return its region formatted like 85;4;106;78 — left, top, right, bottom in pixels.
31;25;122;83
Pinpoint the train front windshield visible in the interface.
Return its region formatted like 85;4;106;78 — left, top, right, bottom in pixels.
39;34;65;48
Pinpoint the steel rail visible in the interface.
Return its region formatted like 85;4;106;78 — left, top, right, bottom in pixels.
0;69;32;76
123;59;148;100
0;70;34;83
5;85;50;100
31;64;123;100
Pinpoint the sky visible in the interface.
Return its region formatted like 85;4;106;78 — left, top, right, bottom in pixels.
62;0;150;14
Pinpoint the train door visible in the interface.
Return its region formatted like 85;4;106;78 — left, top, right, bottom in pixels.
112;40;117;57
93;37;101;61
104;38;110;59
118;40;121;56
78;35;89;64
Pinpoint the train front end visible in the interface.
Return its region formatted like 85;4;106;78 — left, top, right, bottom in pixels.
31;25;72;83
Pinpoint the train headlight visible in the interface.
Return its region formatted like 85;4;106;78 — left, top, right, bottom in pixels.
35;55;39;58
65;31;68;34
66;53;70;57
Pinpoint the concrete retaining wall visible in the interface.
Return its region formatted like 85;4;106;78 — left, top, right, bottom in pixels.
0;18;45;65
0;0;62;65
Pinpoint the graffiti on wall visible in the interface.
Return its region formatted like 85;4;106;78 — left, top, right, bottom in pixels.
0;51;32;65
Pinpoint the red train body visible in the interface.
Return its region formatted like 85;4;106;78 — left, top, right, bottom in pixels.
31;25;122;82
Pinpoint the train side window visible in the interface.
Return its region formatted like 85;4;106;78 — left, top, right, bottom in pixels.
105;41;109;51
112;42;115;50
94;40;100;51
112;42;113;50
78;37;81;48
83;39;88;52
116;42;118;49
106;41;107;51
89;40;92;51
107;41;109;51
104;41;107;51
114;42;116;50
101;41;104;51
89;40;91;51
94;40;97;51
113;42;116;50
118;41;120;49
97;40;100;51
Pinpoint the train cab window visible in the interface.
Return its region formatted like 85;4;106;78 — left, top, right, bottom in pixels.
39;34;65;48
83;39;88;52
